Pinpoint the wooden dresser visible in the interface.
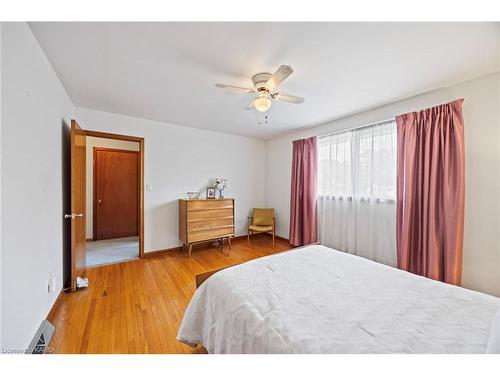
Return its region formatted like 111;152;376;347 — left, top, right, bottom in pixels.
179;198;235;257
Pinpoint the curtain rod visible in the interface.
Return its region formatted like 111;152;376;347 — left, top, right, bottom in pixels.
316;118;396;140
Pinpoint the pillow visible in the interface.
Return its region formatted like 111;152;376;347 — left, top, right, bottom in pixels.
486;308;500;353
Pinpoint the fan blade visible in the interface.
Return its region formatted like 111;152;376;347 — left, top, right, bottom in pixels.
244;99;255;110
215;83;254;93
274;92;305;104
267;65;294;88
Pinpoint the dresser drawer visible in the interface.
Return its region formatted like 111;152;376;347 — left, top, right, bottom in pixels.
187;208;233;221
187;199;233;211
188;226;234;243
188;218;234;231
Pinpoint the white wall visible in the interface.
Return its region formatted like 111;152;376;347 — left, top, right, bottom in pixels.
76;108;267;253
85;136;140;239
266;73;500;297
1;23;75;350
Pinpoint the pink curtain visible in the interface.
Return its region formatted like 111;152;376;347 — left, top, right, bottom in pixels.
396;99;465;285
289;136;318;246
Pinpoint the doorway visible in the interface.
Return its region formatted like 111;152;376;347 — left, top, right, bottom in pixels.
85;131;144;267
68;122;144;290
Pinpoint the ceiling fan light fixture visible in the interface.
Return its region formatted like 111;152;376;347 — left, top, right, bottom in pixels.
215;65;304;113
254;95;271;112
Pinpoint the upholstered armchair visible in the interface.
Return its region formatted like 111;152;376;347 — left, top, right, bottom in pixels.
247;208;275;248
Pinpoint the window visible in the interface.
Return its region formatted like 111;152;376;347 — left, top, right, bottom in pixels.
318;120;396;202
317;120;397;266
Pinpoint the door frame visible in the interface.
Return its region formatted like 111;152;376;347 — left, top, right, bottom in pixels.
93;147;140;242
85;130;145;258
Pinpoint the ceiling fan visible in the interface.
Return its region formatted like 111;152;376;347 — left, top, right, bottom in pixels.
215;65;305;112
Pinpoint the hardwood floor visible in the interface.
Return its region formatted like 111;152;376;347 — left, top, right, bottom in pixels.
48;235;292;353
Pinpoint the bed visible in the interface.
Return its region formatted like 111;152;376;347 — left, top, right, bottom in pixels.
177;244;500;353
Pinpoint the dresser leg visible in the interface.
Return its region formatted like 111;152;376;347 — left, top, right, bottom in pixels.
188;243;192;258
226;237;232;255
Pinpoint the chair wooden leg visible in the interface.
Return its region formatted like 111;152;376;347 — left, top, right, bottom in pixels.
272;229;275;249
247;229;250;243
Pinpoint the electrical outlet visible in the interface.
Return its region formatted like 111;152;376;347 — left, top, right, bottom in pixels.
48;277;56;293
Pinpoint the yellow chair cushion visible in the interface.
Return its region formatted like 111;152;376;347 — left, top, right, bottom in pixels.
253;208;274;226
249;224;273;232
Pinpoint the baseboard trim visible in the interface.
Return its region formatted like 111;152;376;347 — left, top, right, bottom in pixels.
143;234;291;258
248;232;290;244
233;235;248;241
262;232;290;243
143;246;182;258
46;288;65;324
230;233;290;244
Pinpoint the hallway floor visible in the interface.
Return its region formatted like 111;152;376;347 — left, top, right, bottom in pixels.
86;236;139;267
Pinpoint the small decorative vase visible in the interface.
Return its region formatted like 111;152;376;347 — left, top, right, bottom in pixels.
218;189;224;199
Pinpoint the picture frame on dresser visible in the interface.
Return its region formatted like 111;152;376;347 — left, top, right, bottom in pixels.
206;187;216;199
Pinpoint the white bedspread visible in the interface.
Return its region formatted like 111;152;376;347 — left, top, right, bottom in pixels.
177;245;500;353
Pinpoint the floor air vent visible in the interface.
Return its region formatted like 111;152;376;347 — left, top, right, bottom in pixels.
27;320;55;354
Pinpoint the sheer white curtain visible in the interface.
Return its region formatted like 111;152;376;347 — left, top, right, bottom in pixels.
317;120;397;266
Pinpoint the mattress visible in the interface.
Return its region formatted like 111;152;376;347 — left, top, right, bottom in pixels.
177;245;500;353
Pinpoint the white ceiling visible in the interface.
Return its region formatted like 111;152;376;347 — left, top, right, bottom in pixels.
30;22;500;139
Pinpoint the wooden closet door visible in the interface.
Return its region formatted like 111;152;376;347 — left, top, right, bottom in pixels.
94;148;139;240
